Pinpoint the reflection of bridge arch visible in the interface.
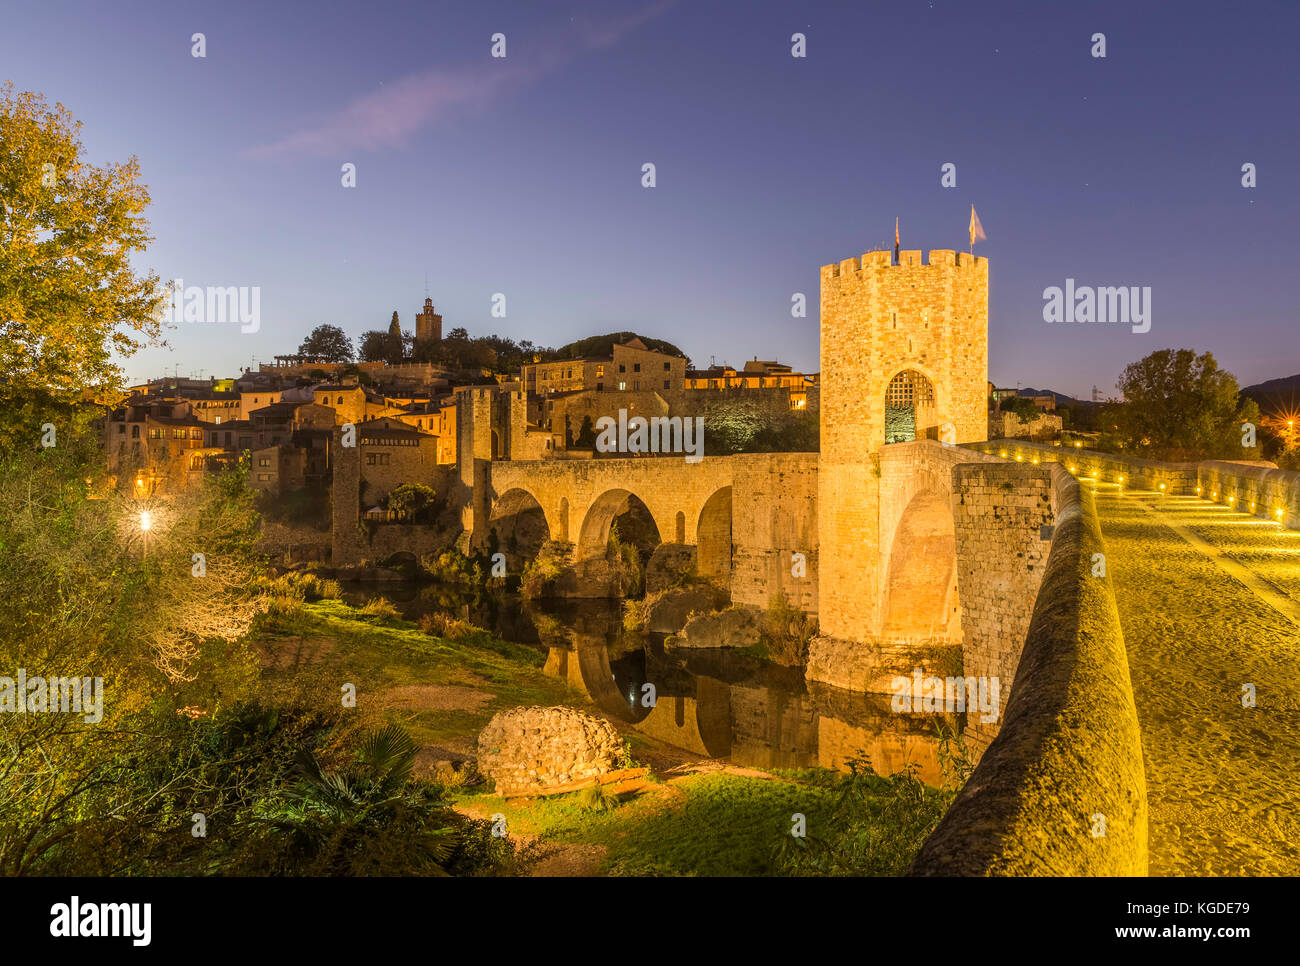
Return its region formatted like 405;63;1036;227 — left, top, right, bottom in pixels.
487;487;550;568
881;489;958;640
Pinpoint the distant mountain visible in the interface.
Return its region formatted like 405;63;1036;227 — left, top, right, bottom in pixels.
1242;373;1300;413
1243;373;1300;396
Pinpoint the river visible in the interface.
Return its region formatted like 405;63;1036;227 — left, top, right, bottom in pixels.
341;581;960;784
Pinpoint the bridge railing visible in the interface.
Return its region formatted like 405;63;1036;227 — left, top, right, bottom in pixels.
909;465;1149;876
969;439;1300;530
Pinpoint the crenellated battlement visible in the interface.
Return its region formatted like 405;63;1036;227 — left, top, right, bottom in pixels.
822;248;987;279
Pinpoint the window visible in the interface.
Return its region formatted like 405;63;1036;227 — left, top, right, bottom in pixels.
633;363;641;373
365;454;376;465
117;424;125;434
596;365;604;377
618;364;626;373
633;380;640;391
618;381;626;391
663;380;670;390
257;473;271;481
596;383;604;392
173;428;186;439
258;458;271;467
664;362;670;371
214;416;222;425
337;396;343;405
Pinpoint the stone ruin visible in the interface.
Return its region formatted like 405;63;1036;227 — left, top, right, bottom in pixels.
476;706;623;796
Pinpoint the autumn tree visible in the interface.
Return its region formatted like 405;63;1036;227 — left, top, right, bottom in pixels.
297;323;354;363
0;83;166;448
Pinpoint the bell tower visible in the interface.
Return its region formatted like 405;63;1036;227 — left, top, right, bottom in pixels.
415;297;442;342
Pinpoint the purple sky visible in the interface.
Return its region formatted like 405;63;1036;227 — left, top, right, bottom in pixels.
5;0;1299;398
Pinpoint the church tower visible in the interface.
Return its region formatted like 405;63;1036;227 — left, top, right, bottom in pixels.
415;297;443;342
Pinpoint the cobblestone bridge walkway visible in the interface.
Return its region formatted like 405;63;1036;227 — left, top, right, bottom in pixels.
1092;483;1300;875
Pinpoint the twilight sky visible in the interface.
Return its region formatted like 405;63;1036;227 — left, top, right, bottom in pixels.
5;0;1299;398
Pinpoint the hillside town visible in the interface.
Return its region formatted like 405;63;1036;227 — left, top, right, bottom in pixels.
101;296;1088;517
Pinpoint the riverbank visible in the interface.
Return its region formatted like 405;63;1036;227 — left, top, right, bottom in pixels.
248;592;965;876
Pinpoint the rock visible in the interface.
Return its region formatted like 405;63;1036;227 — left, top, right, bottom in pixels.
477;706;623;797
645;587;717;634
674;606;762;649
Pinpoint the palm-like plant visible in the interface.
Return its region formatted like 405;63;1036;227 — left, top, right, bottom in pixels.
259;724;458;875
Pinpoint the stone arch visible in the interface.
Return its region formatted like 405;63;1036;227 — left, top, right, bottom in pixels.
697;486;733;582
488;487;551;569
881;489;959;641
577;489;662;565
884;369;938;444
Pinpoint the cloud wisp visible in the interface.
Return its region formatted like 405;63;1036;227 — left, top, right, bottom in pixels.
249;1;676;159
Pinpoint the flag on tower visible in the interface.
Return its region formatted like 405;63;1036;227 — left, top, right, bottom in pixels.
969;205;986;251
894;218;900;261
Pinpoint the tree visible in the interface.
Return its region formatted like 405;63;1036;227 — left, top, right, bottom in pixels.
388;311;401;338
358;328;404;365
1003;396;1040;423
385;482;437;522
297;324;353;363
1105;349;1260;459
0;434;266;874
0;83;165;448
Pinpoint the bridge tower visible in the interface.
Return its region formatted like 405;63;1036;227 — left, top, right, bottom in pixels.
817;248;988;642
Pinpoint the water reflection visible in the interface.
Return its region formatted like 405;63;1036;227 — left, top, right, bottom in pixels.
340;582;960;784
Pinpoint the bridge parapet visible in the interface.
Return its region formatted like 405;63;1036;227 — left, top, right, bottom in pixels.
910;468;1148;876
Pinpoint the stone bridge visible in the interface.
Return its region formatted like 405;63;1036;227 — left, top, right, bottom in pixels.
472;439;1059;708
471;452;818;611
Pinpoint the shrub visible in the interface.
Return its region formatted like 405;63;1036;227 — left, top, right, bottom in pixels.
358;598;402;622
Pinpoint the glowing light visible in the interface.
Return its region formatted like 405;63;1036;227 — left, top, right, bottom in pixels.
1075;441;1082;448
1032;458;1039;464
1276;508;1284;518
1091;471;1098;478
1159;483;1166;490
1016;455;1023;461
1118;475;1125;483
999;451;1007;458
1069;465;1077;473
1196;487;1202;494
139;510;152;532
